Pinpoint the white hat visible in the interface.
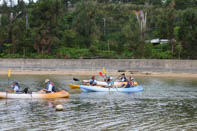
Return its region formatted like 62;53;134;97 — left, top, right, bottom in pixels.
45;79;50;83
130;77;134;80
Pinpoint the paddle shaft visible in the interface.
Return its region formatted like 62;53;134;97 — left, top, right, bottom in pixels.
8;69;11;86
8;77;9;86
73;78;80;81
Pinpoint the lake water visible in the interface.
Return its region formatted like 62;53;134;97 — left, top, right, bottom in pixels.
0;75;197;130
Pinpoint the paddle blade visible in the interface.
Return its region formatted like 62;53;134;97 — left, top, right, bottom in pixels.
99;72;103;77
102;67;106;74
73;78;80;81
8;69;12;78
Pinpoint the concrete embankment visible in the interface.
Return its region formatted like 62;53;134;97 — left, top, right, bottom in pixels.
0;59;196;74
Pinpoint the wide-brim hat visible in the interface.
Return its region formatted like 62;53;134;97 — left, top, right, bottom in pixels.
45;79;50;83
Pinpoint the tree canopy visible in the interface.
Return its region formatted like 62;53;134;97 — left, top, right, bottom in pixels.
0;0;196;59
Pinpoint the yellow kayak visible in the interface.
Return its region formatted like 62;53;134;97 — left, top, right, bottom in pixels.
0;90;69;99
69;84;80;89
114;81;138;86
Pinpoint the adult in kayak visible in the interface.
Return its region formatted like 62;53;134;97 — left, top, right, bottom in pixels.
40;79;56;93
89;76;97;86
122;76;135;88
8;80;20;93
119;73;127;82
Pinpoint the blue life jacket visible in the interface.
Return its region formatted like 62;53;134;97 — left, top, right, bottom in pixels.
89;79;96;85
120;77;127;82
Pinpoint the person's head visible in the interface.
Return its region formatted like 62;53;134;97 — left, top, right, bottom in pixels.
12;82;16;85
13;80;19;85
91;75;95;79
45;79;50;84
121;73;125;76
129;77;134;81
107;76;111;82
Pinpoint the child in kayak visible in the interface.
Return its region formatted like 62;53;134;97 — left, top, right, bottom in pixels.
106;76;114;88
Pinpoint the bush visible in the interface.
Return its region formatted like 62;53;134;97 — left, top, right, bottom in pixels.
56;47;90;58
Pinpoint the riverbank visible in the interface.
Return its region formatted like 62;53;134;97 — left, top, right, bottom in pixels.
0;70;196;78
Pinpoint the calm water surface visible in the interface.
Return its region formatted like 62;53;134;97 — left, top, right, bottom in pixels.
0;75;197;131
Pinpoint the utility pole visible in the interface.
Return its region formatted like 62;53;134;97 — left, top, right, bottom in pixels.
103;18;110;53
103;18;106;36
26;13;29;28
0;14;2;26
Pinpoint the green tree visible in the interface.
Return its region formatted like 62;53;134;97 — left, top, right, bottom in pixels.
176;8;197;59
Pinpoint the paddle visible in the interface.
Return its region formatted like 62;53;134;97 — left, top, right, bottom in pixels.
99;72;106;81
99;72;103;77
8;69;12;86
73;77;87;85
73;78;80;81
6;69;12;98
102;67;106;74
102;67;108;82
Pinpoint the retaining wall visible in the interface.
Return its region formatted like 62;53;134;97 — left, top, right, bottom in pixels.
0;59;196;73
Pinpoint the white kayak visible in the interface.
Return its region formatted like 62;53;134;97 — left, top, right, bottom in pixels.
0;90;69;99
80;85;144;93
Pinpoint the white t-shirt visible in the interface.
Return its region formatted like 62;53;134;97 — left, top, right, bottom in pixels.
47;84;53;92
11;85;19;92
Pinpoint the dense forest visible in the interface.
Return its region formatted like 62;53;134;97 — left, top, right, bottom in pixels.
0;0;197;59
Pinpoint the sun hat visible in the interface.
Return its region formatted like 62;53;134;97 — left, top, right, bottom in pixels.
130;77;134;80
45;79;50;83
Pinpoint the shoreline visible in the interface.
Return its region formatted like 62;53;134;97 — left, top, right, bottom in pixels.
0;70;196;78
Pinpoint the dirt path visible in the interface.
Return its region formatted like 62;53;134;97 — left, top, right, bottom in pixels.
0;70;196;78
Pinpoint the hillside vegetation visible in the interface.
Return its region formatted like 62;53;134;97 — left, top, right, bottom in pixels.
0;0;197;59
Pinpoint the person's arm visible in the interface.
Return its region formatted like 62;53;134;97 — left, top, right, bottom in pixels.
131;81;134;87
94;80;97;85
108;81;114;88
122;84;126;88
38;84;47;93
125;77;128;82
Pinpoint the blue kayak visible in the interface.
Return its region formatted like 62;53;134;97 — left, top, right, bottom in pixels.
80;85;144;93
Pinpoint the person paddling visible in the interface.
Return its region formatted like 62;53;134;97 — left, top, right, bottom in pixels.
106;76;114;88
8;80;20;93
89;76;97;86
119;73;127;82
41;79;56;93
122;76;135;88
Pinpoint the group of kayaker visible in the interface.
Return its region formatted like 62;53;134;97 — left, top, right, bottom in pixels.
8;79;56;94
88;73;136;88
8;73;136;94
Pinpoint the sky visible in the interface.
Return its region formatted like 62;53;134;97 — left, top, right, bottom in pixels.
0;0;37;6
